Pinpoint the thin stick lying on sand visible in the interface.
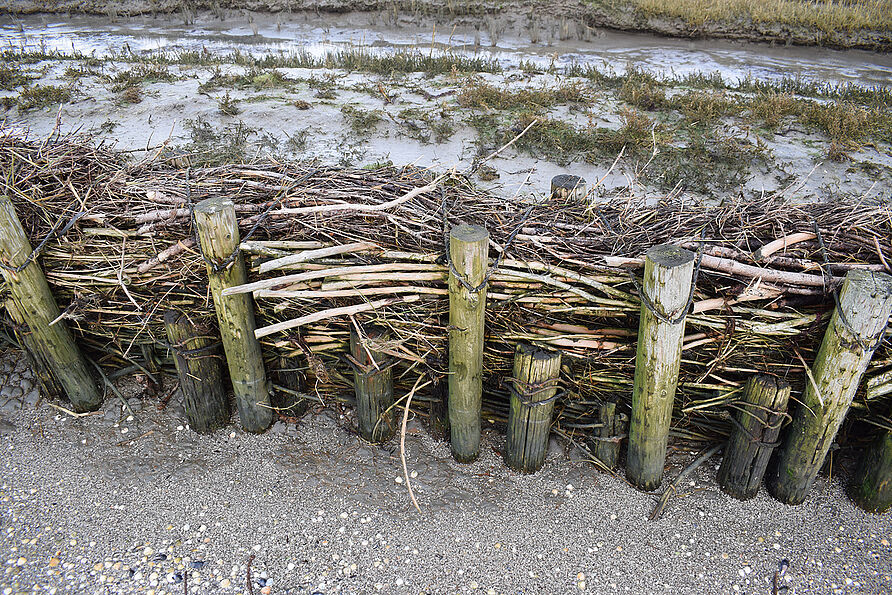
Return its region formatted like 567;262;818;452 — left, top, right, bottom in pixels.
254;295;420;338
400;375;431;514
649;444;723;521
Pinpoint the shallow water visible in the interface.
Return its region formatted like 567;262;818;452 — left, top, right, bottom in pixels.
4;11;892;88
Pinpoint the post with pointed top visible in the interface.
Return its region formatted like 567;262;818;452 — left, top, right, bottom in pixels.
193;196;273;433
448;224;489;463
626;244;697;491
770;270;892;505
0;195;101;412
505;344;561;473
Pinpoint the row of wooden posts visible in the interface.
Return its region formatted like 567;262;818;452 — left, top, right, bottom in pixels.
1;185;892;513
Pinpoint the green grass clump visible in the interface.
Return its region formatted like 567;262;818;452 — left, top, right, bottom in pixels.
106;63;176;92
618;68;666;110
668;90;737;124
457;80;591;111
169;118;254;166
341;105;384;135
200;67;290;93
396;107;456;143
0;64;33;90
18;85;72;110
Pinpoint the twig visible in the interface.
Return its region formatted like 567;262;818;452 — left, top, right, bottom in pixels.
254;295;420;339
649;444;723;521
400;375;431;514
246;554;254;595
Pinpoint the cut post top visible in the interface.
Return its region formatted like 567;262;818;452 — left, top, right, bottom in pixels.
647;244;696;269
844;269;892;300
515;342;560;363
450;224;489;244
551;174;586;191
194;195;234;215
753;374;790;393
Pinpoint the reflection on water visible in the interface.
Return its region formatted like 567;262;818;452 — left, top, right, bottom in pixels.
2;12;891;87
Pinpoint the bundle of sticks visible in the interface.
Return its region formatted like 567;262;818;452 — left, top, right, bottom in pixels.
1;130;889;444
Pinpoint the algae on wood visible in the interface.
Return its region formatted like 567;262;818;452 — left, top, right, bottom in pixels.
193;196;273;433
505;344;561;473
850;430;892;513
627;244;696;491
590;401;627;469
448;224;489;463
717;374;790;500
770;270;892;505
0;195;101;412
350;324;395;443
163;310;230;433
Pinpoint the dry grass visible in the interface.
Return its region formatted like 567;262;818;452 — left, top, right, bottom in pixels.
631;0;892;32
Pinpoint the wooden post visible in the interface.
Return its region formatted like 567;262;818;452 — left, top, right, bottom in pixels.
272;355;308;418
589;401;628;469
505;344;561;473
850;430;892;513
0;196;101;412
717;375;790;500
350;324;395;443
448;224;489;463
193;196;273;433
163;310;230;433
428;373;449;442
5;298;62;399
770;270;892;505
550;175;586;200
626;244;696;491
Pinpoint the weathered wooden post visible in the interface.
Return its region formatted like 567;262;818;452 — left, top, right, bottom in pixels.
163;310;230;433
193;196;273;433
626;244;696;491
350;324;395;443
589;401;628;469
550;175;587;200
0;196;101;412
850;429;892;513
5;298;62;399
717;375;790;500
505;344;561;473
448;224;489;462
272;355;307;418
770;270;892;505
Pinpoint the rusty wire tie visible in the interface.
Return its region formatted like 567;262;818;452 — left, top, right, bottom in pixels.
504;376;564;407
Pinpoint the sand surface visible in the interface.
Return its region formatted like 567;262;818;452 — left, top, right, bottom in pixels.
0;351;890;594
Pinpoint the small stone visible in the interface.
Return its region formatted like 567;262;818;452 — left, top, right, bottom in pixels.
48;558;60;568
395;476;403;484
220;578;231;587
15;557;26;566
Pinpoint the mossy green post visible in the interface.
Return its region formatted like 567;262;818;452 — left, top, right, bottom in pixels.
627;244;696;491
194;196;273;433
0;196;101;412
163;310;230;434
770;270;892;505
350;324;395;443
505;344;561;473
590;401;627;469
850;430;892;513
448;224;489;463
717;375;790;500
5;298;63;399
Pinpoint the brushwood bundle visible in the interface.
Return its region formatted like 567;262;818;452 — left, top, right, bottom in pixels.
1;130;890;444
